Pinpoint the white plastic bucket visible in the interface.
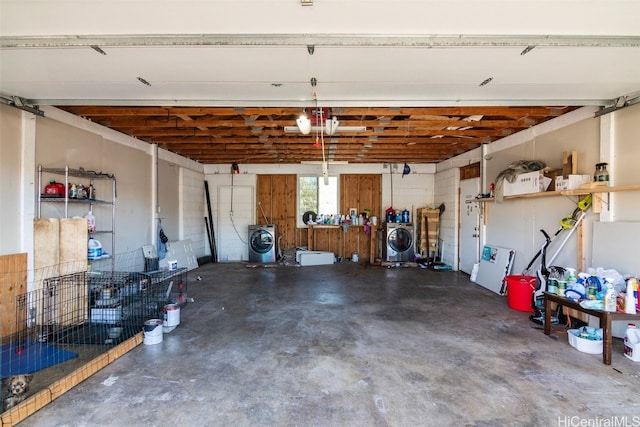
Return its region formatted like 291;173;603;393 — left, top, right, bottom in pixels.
163;303;181;331
143;319;163;345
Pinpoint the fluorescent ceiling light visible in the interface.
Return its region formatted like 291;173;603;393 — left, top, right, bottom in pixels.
296;115;311;135
285;125;366;133
325;116;340;136
300;160;349;164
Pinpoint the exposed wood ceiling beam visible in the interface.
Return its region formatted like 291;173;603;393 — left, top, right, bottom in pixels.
57;106;578;164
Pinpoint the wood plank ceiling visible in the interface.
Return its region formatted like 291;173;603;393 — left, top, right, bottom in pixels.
58;105;578;164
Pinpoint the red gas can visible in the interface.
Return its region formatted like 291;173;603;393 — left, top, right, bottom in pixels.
44;180;66;197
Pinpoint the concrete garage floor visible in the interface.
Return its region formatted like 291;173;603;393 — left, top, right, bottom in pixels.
21;262;640;426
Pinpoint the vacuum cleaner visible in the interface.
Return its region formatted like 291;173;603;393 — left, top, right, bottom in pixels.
528;194;592;325
529;229;552;324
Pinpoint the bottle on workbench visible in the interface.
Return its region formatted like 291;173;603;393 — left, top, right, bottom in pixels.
603;280;617;312
625;278;637;314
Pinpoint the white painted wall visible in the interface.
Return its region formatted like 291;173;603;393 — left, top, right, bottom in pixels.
481;112;601;274
0;105;25;255
381;164;436;222
434;168;458;269
180;168;206;258
203;163;438;261
217;185;254;262
436;148;484;270
610;103;640;221
157;159;180;245
0;106;204;277
441;105;640;277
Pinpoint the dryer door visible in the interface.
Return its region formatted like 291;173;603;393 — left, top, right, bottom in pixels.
388;227;413;253
250;229;274;254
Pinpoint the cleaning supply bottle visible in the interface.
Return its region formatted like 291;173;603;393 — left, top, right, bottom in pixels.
402;209;410;223
624;323;640;362
87;237;102;259
603;281;616;312
625;278;637;314
587;280;598;300
85;209;96;233
628;277;639;312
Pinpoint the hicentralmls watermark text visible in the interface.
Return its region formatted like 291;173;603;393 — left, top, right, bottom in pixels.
558;416;640;427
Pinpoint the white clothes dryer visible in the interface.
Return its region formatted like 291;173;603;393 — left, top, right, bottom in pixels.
248;225;278;263
382;223;415;262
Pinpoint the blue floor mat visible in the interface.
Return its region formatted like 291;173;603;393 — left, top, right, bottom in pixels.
1;339;78;377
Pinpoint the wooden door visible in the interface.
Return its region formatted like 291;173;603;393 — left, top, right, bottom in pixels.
256;174;297;250
340;174;381;219
340;174;381;261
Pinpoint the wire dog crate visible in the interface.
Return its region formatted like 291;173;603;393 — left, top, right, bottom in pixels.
1;251;188;420
11;268;188;349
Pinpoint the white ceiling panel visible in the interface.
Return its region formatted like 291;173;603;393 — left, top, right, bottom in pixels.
2;44;638;105
2;1;640;36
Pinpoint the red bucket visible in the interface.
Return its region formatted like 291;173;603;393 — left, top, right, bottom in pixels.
505;275;536;312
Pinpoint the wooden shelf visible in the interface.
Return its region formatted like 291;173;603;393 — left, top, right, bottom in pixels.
560;184;640;196
472;191;559;202
472;184;640;203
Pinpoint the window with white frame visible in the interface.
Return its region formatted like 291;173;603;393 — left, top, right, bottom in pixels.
298;175;338;225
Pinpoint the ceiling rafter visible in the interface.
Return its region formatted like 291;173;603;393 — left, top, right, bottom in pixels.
58;106;578;164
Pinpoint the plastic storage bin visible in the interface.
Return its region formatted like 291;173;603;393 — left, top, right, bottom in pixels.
568;328;603;354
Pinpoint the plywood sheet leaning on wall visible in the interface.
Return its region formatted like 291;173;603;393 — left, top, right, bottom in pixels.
34;218;61;292
34;218;89;327
34;217;87;284
59;218;87;274
0;253;27;338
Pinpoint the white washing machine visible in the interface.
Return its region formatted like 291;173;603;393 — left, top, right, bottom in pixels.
382;223;415;262
248;225;278;263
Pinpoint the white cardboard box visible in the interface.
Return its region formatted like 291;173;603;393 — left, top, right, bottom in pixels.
503;171;552;196
296;250;335;266
555;174;592;191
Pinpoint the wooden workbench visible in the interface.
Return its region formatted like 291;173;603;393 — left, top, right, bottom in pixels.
543;292;640;365
307;224;377;262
